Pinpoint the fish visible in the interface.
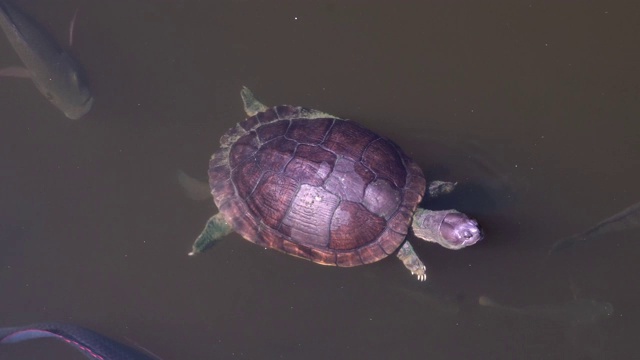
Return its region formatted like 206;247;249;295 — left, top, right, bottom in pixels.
478;295;614;326
0;0;93;119
550;201;640;253
0;322;159;360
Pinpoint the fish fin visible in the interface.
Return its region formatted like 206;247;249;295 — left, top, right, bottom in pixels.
548;233;585;254
69;8;79;47
123;336;164;360
0;66;31;78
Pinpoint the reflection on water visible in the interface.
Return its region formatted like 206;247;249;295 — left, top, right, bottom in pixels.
1;1;639;359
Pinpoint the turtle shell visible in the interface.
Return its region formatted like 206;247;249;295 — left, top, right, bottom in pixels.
208;105;426;267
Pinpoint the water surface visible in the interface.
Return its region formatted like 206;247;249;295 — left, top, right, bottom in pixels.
1;1;639;359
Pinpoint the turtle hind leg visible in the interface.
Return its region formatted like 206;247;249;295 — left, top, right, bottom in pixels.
241;87;268;116
396;241;427;281
189;212;233;255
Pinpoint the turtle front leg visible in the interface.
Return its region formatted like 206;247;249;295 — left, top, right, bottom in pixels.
189;212;233;256
428;180;457;197
397;241;427;281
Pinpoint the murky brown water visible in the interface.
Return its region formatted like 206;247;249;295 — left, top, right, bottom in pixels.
1;1;639;359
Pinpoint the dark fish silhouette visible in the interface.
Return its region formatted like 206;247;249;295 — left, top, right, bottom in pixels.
0;0;93;119
550;201;640;253
479;295;613;326
0;322;158;360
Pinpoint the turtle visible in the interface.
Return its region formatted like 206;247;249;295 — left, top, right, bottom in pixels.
189;87;483;281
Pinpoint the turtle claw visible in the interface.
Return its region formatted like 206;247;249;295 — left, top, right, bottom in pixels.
414;265;427;281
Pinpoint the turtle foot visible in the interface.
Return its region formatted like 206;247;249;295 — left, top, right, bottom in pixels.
189;212;233;255
397;241;428;281
240;87;268;116
428;181;457;197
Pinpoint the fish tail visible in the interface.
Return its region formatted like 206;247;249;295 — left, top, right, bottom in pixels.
549;234;585;254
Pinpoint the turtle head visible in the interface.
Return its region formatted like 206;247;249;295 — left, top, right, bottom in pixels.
438;212;483;249
412;209;483;250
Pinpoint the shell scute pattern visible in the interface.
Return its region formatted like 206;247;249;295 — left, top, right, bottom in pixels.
362;138;407;188
256;120;290;142
329;201;386;250
337;252;363;267
258;222;284;249
363;178;402;220
284;145;335;187
378;228;407;254
231;158;262;199
287;118;334;144
272;105;301;122
255;137;298;173
358;242;387;264
228;132;259;168
321;120;378;160
322;157;374;203
210;107;425;266
280;184;339;248
220;124;246;147
254;107;280;125
219;197;260;244
246;172;298;229
387;205;415;235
